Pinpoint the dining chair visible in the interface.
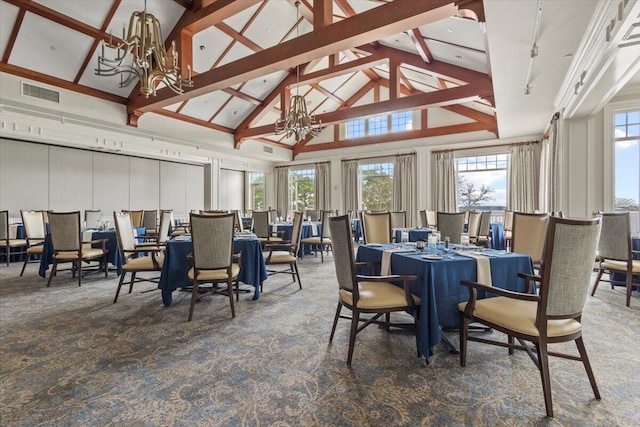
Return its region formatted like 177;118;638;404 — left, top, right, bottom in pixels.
467;211;481;242
459;216;602;417
125;210;144;228
426;210;437;228
504;210;514;250
142;210;158;234
390;211;407;229
306;209;320;221
19;210;47;276
84;210;102;229
511;212;549;271
263;211;303;289
360;211;392;244
328;214;420;365
591;212;638;307
252;210;284;245
268;209;279;223
46;211;108;287
187;212;239;321
300;210;334;262
0;211;27;267
113;212;165;303
473;211;492;247
437;212;465;244
419;210;427;228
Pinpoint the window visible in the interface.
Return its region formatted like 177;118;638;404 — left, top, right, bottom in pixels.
456;154;508;211
289;168;315;211
346;111;413;138
360;162;394;211
249;172;265;211
613;109;640;230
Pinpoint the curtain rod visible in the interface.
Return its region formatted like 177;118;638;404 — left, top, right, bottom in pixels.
431;140;539;154
341;152;414;162
275;161;329;169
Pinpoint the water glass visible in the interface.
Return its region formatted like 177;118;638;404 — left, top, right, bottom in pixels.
461;232;470;247
401;230;409;243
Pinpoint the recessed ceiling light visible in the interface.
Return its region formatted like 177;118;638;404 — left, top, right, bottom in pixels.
564;53;573;58
49;45;56;51
199;45;205;51
455;55;463;59
448;28;453;33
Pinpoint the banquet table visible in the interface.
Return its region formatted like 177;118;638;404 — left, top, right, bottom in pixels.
610;236;640;287
269;221;321;256
489;223;506;250
38;227;145;278
356;244;533;360
158;234;267;306
393;228;432;243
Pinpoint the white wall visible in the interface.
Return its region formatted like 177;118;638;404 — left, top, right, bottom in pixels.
0;138;204;220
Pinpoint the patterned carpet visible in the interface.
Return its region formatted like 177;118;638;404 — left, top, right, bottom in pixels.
1;253;639;426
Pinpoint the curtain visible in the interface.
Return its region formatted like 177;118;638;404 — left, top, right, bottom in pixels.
539;113;561;212
508;143;539;212
393;153;417;227
430;151;458;212
275;166;289;218
314;162;331;211
342;160;360;217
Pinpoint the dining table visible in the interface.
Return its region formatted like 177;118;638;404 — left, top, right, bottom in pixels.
38;227;145;278
269;221;321;256
393;228;432;243
158;233;267;306
610;235;640;288
356;243;534;361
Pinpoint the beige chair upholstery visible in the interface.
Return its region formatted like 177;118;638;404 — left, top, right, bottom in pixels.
474;211;492;247
328;215;420;365
187;212;239;321
46;211;108;287
504;210;514;249
0;210;27;266
125;210;143;228
232;209;244;233
305;209;320;221
20;210;47;276
113;212;165;303
418;210;427;228
591;212;638;307
142;210;158;235
268;209;279;224
263;211;303;289
467;211;481;241
437;212;465;244
390;211;407;229
458;216;602;417
360;211;392;244
426;210;437;228
511;212;549;270
301;210;334;262
84;210;102;229
253;210;284;245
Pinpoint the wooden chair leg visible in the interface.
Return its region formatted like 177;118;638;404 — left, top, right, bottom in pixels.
129;272;136;293
329;302;342;341
188;280;199;322
47;261;57;287
227;278;236;318
20;253;31;276
575;336;601;400
508;335;514;355
591;268;604;296
347;309;359;365
294;263;302;289
459;311;468;367
78;260;83;286
536;341;554;418
114;272;127;303
626;273;633;307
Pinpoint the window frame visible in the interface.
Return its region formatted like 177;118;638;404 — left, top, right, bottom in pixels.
345;111;414;139
358;159;394;212
288;167;315;212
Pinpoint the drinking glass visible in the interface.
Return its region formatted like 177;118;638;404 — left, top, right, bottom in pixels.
461;232;470;247
401;230;409;244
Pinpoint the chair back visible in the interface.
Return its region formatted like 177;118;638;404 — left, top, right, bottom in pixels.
290;211;304;251
426;210;437;228
157;210;172;243
512;212;549;264
390;211;407;229
84;210;101;229
114;212;137;255
360;211;391;244
597;212;631;261
467;211;481;238
478;211;491;237
320;210;334;239
306;209;320;221
0;211;8;241
504;210;514;232
419;210;427;228
142;210;157;231
21;210;46;243
539;217;601;318
190;212;235;270
252;211;270;239
233;209;244;232
328;215;357;294
437;212;465;244
268;210;279;223
48;211;81;252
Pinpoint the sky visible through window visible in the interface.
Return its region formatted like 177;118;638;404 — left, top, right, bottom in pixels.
614;110;640;210
457;154;508;209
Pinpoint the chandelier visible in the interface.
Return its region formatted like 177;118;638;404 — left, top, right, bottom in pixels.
95;0;192;98
274;1;322;141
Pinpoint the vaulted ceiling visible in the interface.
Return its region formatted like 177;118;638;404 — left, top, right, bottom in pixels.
0;0;502;158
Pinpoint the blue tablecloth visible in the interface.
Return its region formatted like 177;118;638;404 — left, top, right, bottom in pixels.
352;219;362;242
270;222;320;256
38;227;145;278
158;235;267;306
610;236;640;287
394;228;432;243
490;223;506;250
356;244;533;360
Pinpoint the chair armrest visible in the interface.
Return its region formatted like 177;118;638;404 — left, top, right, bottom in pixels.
356;274;417;282
263;242;296;252
89;238;108;250
233;251;242;263
460;280;539;301
517;272;541;294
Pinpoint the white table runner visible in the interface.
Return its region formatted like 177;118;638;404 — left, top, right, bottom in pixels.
381;248;414;275
455;251;493;285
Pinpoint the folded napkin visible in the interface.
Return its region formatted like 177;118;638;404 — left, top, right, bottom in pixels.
455;251;493;286
381;248;414;275
310;223;319;236
82;230;94;243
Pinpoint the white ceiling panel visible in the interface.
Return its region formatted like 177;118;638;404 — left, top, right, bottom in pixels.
33;0;113;29
0;2;19;60
379;33;419;56
400;66;439;89
163;102;183;113
242;1;299;50
428;107;475;126
180;92;230;122
213;97;254;128
192;26;234;73
420;16;486;52
217;42;255;68
333;72;370;100
11;12;94;81
242;70;288;100
319;72;355;93
223;2;263;33
347;0;386;14
427;39;488;73
254;110;282;127
313;98;340;115
78;45;138;97
106;0;184;42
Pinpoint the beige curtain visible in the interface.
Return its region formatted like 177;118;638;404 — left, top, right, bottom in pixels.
539;113;561;212
342;160;360;217
430;151;458;212
276;166;289;218
508;143;539;212
314;162;331;211
393;153;417;227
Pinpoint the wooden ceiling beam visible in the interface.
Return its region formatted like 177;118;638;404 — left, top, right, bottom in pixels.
153;109;234;134
215;22;262;53
129;0;459;114
2;8;25;63
408;28;433;63
313;0;333;29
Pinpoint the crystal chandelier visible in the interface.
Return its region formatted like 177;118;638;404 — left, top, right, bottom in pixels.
95;0;192;98
274;1;322;141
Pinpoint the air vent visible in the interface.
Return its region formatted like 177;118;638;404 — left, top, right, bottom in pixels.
263;146;273;154
22;83;60;103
